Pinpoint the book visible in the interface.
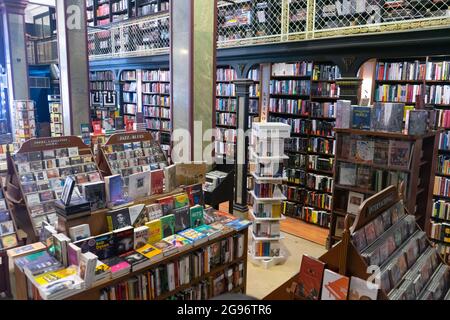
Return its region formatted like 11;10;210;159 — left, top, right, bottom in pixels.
136;243;163;262
189;205;205;228
373;139;389;166
160;214;175;238
354;140;374;163
405;110;428;135
33;266;77;287
383;103;404;133
129;204;148;227
157;196;175;216
194;224;221;240
173;206;190;232
119;251;151;272
94;260;111;284
184;183;205;207
106;207;131;231
297;255;326;300
134;225;149;249
52;233;70;267
349;276;379;300
338;163;357;186
174;193;190;209
351;106;371;130
153;239;178;257
67;243;81;266
335;100;352;128
162;234;192;250
78;251;97;288
94;232;115;260
6;242;46;259
146;203;163;221
128;171;151;200
103;256;131;278
150;169;164;195
68;224;91;242
23;252;63;277
321;269;350;300
347;192;365;214
178;228;208;244
105;174;126;206
1;234;18;249
81;181;106;210
145;219;162;244
388;140;412;169
113;226;134;255
164;164;177;192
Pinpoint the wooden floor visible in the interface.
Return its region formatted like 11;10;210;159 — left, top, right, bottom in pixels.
218;202;328;247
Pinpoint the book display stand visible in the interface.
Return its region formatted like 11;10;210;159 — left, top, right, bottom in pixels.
96;131;169;186
4;136;103;241
249;122;290;269
48;95;63;137
265;186;450;300
328;128;440;248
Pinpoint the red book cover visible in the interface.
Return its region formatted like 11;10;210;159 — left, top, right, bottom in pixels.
125;118;134;132
151;169;164;195
297;255;326;300
92;121;102;135
157;196;174;215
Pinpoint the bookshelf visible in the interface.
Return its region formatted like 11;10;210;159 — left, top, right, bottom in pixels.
268;61;339;232
14;225;249;300
215;65;261;165
89;70;119;133
121;69;139;130
86;0;170;27
328;128;439;248
13;101;37;148
142;68;171;158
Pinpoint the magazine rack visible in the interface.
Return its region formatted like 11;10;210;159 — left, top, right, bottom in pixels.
4;137;102;241
265;185;448;300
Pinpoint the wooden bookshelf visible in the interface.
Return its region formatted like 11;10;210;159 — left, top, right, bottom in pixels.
328;128;440;248
268;61;339;233
14;225;249;300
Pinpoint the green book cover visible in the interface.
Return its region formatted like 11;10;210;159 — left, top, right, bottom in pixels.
173;193;189;209
160;214;175;238
189;205;204;228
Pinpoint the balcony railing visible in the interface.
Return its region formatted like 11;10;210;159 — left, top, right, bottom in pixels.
27;36;58;65
88;0;450;60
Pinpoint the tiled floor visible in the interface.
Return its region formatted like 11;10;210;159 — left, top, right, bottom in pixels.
246;230;326;299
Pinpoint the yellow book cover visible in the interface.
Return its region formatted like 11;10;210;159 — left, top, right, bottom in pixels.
173;193;189;209
136;244;162;260
145;219;162;244
272;203;282;218
33;266;77;286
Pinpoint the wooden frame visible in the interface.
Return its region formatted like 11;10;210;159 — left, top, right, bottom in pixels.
4;136;103;242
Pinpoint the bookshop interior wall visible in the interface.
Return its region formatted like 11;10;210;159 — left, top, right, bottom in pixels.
2;0;450;301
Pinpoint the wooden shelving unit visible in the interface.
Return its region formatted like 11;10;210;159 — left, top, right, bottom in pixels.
267;61;339;233
328;128;440;248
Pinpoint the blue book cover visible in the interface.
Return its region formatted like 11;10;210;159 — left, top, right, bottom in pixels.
226;219;251;231
352;106;371;130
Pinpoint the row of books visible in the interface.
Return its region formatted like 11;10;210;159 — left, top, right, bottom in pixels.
434;176;450;198
142;83;170;94
123;82;137;92
143;95;170;106
112;0;128;14
121;71;137;81
253;183;283;198
283;202;331;227
215;128;236;143
97;3;110;17
425;85;450;105
437;110;450;129
311;82;339;97
439;132;450;151
90;71;114;81
283;185;333;210
216;98;237;112
216;83;235;96
271;62;313;77
142;70;170;82
269;80;311;96
248;68;260;81
309;137;336;154
437;155;450;176
374;84;422;104
431;221;450;244
99;262;244;300
338;161;409;190
308;155;334;172
217;68;237;82
376;61;426;81
144;106;160;118
433;200;450;222
215;141;234;157
216;113;236;126
123;92;137;103
249;84;260;97
269;100;336;118
90;82;114;91
253;221;280;238
312;64;341;81
251;240;280;258
252;202;282;219
426;61;450;81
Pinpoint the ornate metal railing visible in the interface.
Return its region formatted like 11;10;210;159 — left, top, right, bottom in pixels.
88;0;450;59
